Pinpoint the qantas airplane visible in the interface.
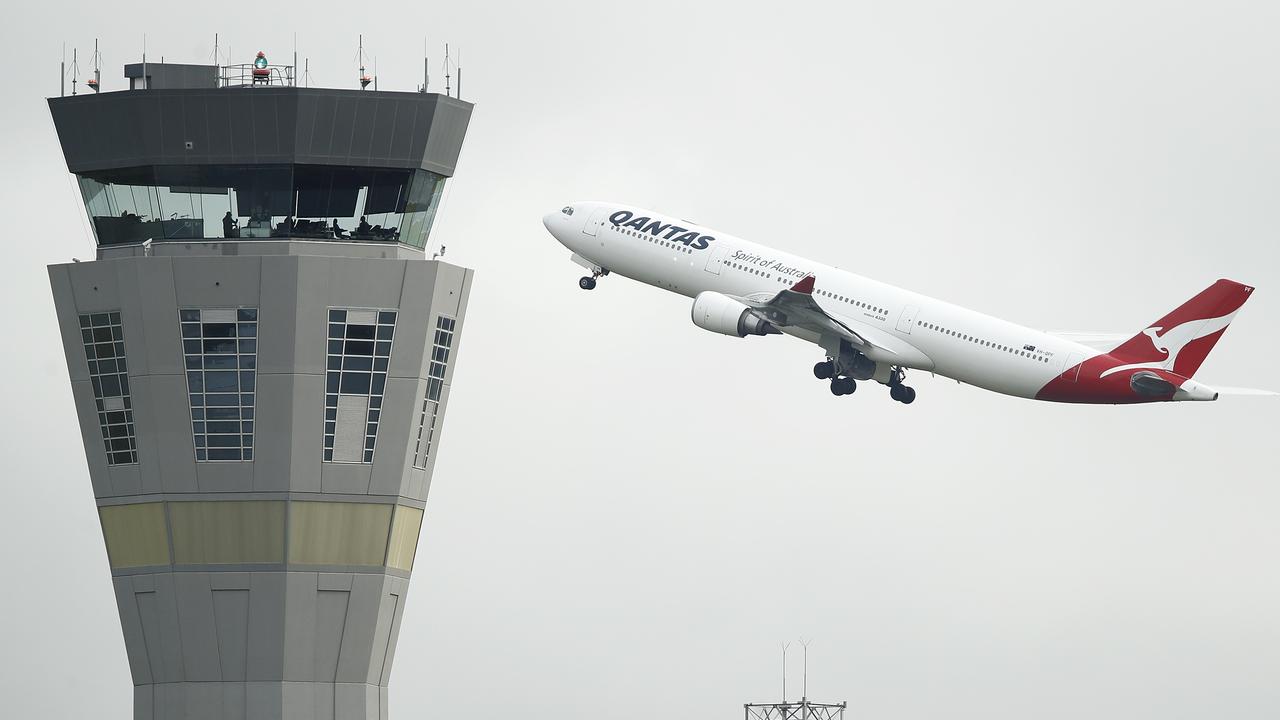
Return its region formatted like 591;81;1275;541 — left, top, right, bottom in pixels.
542;202;1269;405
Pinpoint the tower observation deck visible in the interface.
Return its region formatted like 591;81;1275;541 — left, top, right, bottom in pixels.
46;54;474;720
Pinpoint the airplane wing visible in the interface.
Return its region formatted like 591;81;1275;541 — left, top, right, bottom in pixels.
736;275;883;351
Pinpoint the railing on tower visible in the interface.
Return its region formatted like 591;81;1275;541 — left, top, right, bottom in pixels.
219;55;295;87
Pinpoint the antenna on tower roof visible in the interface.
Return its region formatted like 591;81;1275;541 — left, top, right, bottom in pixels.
70;47;79;95
781;641;791;702
88;39;101;93
800;638;812;700
357;34;372;89
420;36;429;93
443;43;451;97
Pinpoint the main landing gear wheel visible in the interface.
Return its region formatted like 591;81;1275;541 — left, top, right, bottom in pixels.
890;384;916;404
578;276;597;290
830;377;856;396
813;360;835;380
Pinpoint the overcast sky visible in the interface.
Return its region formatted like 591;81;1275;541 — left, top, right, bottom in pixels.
1;2;1278;718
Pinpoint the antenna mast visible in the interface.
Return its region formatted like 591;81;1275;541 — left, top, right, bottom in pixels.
801;639;811;700
781;642;790;702
358;34;371;89
444;43;451;97
89;38;101;93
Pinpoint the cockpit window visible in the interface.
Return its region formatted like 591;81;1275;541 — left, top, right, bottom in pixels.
561;206;574;216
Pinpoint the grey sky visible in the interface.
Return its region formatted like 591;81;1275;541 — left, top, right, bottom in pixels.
2;1;1278;718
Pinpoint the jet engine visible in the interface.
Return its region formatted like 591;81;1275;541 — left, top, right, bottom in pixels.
691;292;779;338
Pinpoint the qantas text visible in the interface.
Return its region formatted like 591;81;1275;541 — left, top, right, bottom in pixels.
609;210;714;250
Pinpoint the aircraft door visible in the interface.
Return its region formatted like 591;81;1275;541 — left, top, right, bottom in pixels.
703;245;727;275
896;305;919;333
582;207;608;236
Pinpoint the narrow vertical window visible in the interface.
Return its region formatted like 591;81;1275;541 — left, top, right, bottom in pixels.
324;308;396;463
412;316;455;469
180;308;257;461
79;311;137;465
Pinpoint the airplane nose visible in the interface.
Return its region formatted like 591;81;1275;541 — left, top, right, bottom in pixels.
542;211;559;233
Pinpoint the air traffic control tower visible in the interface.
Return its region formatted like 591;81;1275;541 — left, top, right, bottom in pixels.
46;55;473;719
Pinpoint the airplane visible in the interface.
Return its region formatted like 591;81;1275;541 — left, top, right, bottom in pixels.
542;202;1271;405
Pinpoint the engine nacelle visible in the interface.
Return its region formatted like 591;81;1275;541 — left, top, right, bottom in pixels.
691;292;779;338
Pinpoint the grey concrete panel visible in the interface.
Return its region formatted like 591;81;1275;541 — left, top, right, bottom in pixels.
134;684;153;720
386;262;433;380
246;682;284;720
281;572;317;682
280;681;324;720
256;257;301;376
289;373;325;492
146;373;198;494
48;265;90;382
212;588;251;681
326;257;407;311
220;681;248;720
246;572;287;680
291;256;333;376
131;257;185;376
125;374;162;495
377;579;409;685
367;590;399;685
135;573;185;682
313;590;350;681
195;460;255;494
69;380;112;497
116;576;154;684
335;683;373;720
368;376;420;497
68;256;122;312
336;574;386;683
319;462;372;495
171;256;262;307
51;89;472;175
184;681;227;719
252;373;296;492
174;573;222;680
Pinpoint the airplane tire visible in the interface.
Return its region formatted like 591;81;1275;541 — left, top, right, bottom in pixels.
901;386;916;404
813;361;835;380
889;384;905;402
831;377;855;396
579;276;597;290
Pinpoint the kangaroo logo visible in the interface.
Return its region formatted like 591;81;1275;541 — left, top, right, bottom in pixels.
1098;312;1236;378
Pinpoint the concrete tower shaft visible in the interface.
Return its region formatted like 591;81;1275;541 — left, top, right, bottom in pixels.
48;60;474;720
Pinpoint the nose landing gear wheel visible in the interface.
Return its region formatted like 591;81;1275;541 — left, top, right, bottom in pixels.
813;360;835;380
578;276;597;290
830;377;856;396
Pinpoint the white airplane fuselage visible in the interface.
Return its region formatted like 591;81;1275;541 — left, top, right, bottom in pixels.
543;202;1237;404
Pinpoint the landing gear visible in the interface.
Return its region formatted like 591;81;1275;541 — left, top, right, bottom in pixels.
889;384;916;404
578;276;597;290
830;377;857;396
887;366;916;404
813;360;835;380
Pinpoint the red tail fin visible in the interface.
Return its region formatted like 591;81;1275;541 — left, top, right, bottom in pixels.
1108;279;1254;378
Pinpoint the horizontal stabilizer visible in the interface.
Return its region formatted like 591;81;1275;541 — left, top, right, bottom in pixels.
1212;386;1280;396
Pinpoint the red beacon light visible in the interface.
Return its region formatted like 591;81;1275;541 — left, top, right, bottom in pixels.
251;51;270;82
359;74;372;89
86;77;100;92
